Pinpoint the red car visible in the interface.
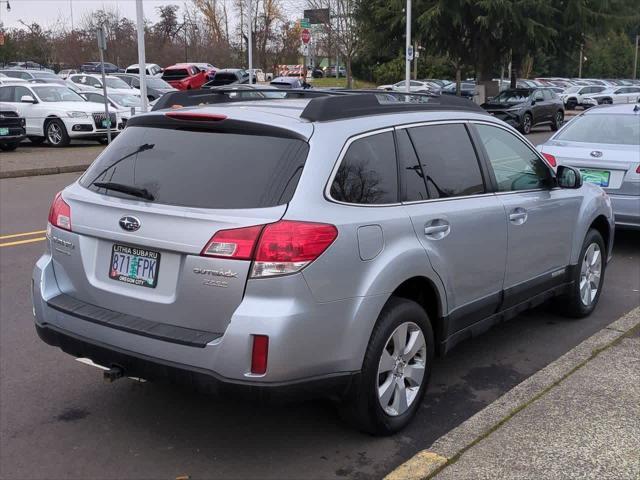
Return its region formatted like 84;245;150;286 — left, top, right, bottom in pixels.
161;64;208;90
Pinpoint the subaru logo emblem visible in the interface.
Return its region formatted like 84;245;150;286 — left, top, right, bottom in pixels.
119;216;141;232
590;151;603;158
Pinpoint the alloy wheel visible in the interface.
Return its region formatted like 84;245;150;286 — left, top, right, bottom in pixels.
580;243;602;306
47;123;62;145
377;322;427;417
555;112;563;127
523;115;532;134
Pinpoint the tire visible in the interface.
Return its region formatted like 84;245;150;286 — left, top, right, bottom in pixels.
520;113;533;135
45;119;70;147
566;99;577;110
601;98;613;105
557;229;606;318
339;297;435;435
0;142;19;151
551;110;564;131
28;136;45;145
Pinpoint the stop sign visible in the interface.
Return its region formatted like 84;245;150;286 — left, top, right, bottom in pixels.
301;29;311;44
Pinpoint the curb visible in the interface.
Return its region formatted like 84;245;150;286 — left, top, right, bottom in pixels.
0;164;89;179
384;306;640;480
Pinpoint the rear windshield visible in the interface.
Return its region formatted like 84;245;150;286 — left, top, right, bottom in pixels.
80;126;309;209
555;114;640;146
162;69;189;80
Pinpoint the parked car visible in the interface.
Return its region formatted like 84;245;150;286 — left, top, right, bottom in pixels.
78;90;141;124
0;73;28;86
5;61;49;70
441;82;476;99
0;84;122;146
161;64;209;90
27;77;69;87
68;74;137;95
57;69;80;80
559;85;607;109
125;63;163;77
0;102;26;151
581;86;640;107
112;73;177;100
311;67;324;79
377;80;438;93
482;87;565;135
33;91;613;435
538;104;640;229
1;69;64;83
270;76;309;89
203;69;251;87
325;65;346;77
191;63;218;80
80;62;120;74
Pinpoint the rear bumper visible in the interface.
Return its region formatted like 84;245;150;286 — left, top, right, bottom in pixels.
609;193;640;229
32;250;380;390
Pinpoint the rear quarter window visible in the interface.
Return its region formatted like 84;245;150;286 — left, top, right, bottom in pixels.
80;126;309;209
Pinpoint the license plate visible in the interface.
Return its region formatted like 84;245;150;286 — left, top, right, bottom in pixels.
0;128;8;136
101;119;111;128
580;169;610;188
109;244;160;288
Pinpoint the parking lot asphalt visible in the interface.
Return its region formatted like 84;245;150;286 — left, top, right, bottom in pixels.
1;128;637;480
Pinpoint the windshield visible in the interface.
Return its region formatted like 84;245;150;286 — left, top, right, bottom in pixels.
80;126;310;209
110;93;141;107
145;78;170;88
105;77;131;89
564;86;581;93
491;89;531;103
33;86;86;102
555;114;640;146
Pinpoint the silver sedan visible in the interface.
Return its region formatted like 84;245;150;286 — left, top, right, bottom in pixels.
538;103;640;229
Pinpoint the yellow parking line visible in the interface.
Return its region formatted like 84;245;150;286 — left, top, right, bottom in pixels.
0;237;46;247
0;230;47;240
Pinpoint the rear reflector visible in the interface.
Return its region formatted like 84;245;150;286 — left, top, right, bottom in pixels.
251;335;269;375
165;111;227;121
542;152;557;168
48;192;71;231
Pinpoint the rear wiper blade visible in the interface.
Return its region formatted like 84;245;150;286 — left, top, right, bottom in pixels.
92;182;154;201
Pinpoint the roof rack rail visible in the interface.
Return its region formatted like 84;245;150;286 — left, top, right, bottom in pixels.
300;92;485;122
151;87;346;111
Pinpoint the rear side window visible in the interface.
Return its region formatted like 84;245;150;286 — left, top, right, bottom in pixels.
330;132;398;204
80;126;309;209
407;124;485;199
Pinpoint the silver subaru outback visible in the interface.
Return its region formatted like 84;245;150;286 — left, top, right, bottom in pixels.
33;91;614;434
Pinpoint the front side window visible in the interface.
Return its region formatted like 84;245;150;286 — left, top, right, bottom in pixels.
13;86;32;102
330;132;398;204
0;86;14;102
475;124;551;192
407;124;485;199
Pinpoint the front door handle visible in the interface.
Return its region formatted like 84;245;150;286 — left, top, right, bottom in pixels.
424;220;451;240
509;208;528;225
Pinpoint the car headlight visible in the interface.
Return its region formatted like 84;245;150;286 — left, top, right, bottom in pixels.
67;111;88;118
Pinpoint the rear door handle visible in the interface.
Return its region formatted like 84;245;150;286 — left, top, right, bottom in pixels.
509;208;528;225
424;220;451;240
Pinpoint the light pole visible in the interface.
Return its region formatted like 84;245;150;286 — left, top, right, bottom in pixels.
247;0;253;84
633;34;639;80
135;0;148;113
405;0;411;93
0;1;11;26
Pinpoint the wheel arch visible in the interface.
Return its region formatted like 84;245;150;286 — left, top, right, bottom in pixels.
589;214;612;258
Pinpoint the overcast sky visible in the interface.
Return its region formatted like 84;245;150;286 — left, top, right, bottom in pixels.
0;0;180;29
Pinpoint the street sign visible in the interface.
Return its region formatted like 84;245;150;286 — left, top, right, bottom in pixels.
96;26;107;51
406;45;414;61
300;18;310;28
301;29;311;44
304;8;330;24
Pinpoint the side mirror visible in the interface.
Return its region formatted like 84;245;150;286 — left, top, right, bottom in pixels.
557;165;583;189
20;95;37;104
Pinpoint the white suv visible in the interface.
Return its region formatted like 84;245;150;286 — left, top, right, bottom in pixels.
68;74;137;95
0;84;122;147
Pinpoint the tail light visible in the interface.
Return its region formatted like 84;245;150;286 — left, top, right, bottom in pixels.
251;335;269;375
636;164;640;174
542;152;557;168
48;192;71;231
200;220;338;278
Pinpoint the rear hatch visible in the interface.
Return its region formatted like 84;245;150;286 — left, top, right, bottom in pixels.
50;113;310;335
